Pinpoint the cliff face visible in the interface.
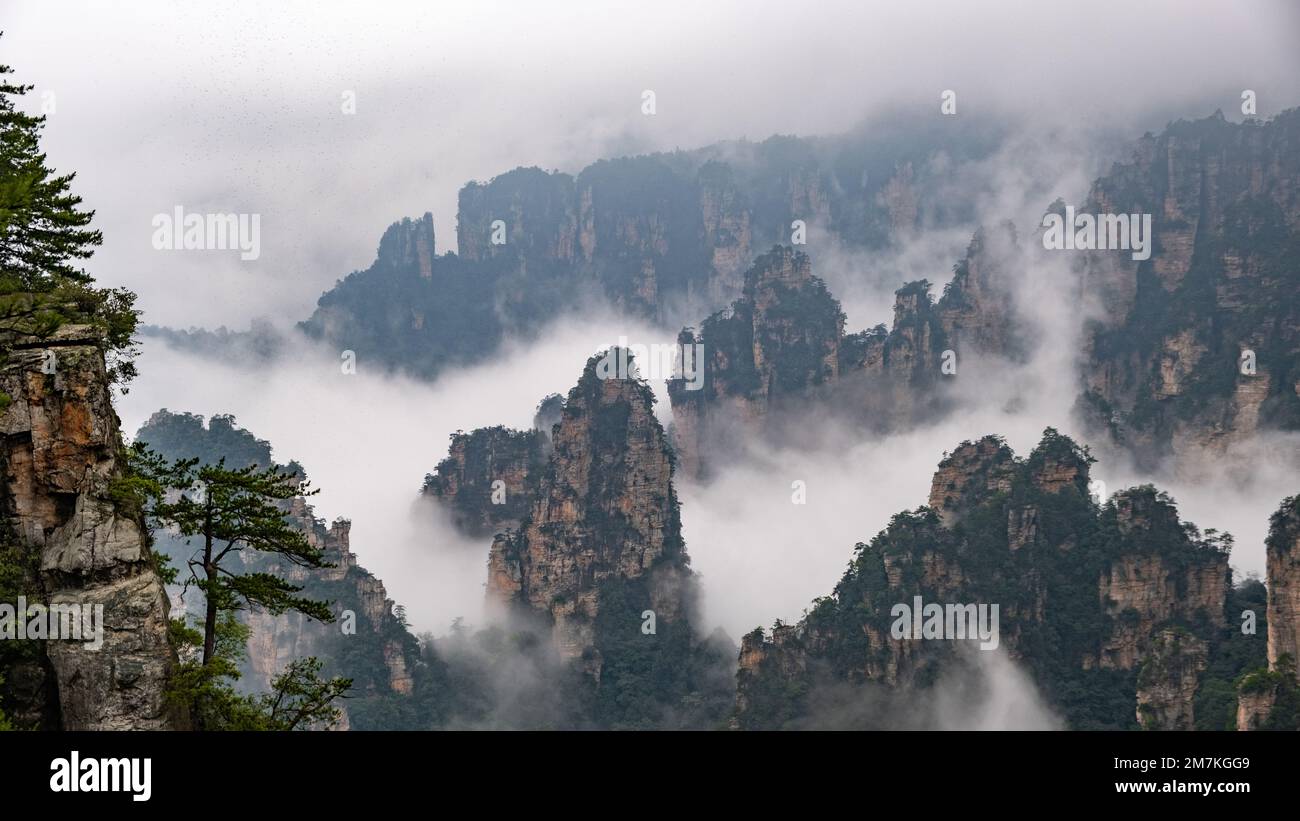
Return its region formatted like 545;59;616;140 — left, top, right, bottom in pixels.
235;500;418;724
937;222;1025;359
487;351;691;670
136;411;426;730
1078;110;1300;467
926;434;1016;523
733;429;1233;730
1235;684;1277;731
422;426;549;537
301;212;504;379
377;212;436;279
1234;494;1300;731
301;120;1004;380
1088;490;1229;674
670;224;1024;477
668;247;843;477
839;221;1025;390
481;350;734;728
1265;495;1300;673
421;395;562;537
0;326;182;729
698;161;753;304
458;168;578;265
1136;628;1207;730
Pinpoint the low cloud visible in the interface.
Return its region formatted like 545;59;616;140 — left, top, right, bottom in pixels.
7;0;1298;327
117;310;672;635
793;646;1063;730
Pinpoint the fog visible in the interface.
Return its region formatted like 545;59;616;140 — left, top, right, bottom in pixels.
115;202;1298;647
16;1;1297;727
813;118;1104;335
117;310;673;634
5;0;1299;327
795;646;1064;730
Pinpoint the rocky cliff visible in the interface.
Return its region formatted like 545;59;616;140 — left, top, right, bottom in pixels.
234;500;419;728
733;429;1239;730
1265;494;1300;673
668;112;1300;481
276;111;1300;484
668;246;844;477
423;427;547;536
485;349;732;727
458;168;578;265
1233;494;1300;730
1077;110;1300;468
670;223;1025;477
421;395;562;537
135;410;427;730
298;118;1004;380
1136;628;1208;730
487;350;691;665
301;212;504;379
0;326;183;729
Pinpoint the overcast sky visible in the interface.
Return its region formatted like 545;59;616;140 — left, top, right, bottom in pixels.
4;0;1299;328
6;1;1297;637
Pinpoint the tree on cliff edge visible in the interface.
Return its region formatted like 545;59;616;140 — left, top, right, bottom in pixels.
126;446;351;729
0;33;138;385
0;32;101;283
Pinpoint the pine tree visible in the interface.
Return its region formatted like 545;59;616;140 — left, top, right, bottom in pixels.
127;445;352;728
0;33;138;386
0;33;102;285
130;446;336;664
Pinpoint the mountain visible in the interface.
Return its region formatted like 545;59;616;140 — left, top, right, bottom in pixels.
732;429;1264;730
665;110;1300;478
296;117;1006;379
485;349;735;727
153;109;1300;479
93;109;1300;732
1236;494;1300;730
421;394;563;537
134;410;433;730
0;326;183;729
1076;110;1300;467
669;223;1024;477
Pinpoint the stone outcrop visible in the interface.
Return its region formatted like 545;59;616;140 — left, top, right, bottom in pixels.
478;351;737;728
421;395;562;537
669;247;843;477
698;161;753;304
136;410;424;729
487;350;693;674
732;429;1232;730
1235;683;1277;731
0;325;183;729
423;427;548;537
301;210;505;380
1092;553;1226;672
457;168;578;264
1233;495;1300;730
377;213;436;279
236;502;417;707
1087;490;1229;673
843;222;1026;388
1077;110;1300;468
1265;494;1300;674
1136;628;1208;730
670;224;1025;477
300;121;1005;380
928;437;1016;523
936;223;1024;358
